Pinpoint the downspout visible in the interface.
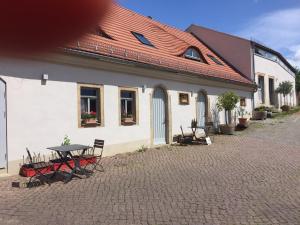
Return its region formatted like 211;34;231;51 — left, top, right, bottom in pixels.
250;43;256;112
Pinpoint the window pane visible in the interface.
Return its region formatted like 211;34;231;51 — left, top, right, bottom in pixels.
121;91;134;99
81;88;97;97
127;101;133;116
185;48;201;60
90;99;97;113
81;98;88;113
121;99;126;117
132;32;154;47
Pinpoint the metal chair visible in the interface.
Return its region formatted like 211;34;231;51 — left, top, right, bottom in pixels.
84;139;105;173
26;148;53;186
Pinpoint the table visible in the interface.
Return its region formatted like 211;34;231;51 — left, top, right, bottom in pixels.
188;126;204;140
47;144;90;183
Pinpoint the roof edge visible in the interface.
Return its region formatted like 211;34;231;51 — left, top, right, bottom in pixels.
187;24;296;74
63;47;256;89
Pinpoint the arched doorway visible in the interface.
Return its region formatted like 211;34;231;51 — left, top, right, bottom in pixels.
152;87;168;145
197;91;207;128
0;78;7;169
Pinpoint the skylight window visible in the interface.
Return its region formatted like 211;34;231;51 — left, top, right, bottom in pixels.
184;47;203;61
131;32;154;47
207;54;223;66
90;27;113;40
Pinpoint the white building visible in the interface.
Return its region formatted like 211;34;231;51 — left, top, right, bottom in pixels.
0;4;254;175
188;25;297;109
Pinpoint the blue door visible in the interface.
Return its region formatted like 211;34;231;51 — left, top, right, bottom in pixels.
0;79;6;169
197;92;206;128
153;88;167;145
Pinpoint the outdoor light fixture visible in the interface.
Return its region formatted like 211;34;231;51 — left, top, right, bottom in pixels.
41;74;49;85
42;74;49;81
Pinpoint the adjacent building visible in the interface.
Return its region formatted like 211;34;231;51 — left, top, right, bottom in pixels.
187;25;297;109
0;4;255;174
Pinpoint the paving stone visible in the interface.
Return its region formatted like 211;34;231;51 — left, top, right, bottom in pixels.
0;113;300;225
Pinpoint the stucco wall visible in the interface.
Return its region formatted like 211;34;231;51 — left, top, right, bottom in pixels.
254;55;296;108
0;56;252;173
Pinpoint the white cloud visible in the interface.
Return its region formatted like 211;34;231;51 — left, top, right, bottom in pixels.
237;8;300;68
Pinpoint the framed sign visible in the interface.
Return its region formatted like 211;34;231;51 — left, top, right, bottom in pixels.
179;93;190;105
240;97;246;107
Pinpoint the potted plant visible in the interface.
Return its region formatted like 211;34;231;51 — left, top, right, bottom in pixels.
81;111;97;125
276;81;293;106
191;119;198;128
253;106;267;120
237;107;249;127
281;105;290;112
217;91;239;135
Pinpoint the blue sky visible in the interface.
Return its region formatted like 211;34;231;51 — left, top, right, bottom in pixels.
119;0;300;68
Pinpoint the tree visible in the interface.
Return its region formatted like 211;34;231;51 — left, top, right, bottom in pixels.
276;81;293;105
216;91;239;125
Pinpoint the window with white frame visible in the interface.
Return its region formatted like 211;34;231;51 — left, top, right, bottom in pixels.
120;89;137;125
79;85;102;127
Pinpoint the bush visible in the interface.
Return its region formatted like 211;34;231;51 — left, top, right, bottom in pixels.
281;105;290;112
255;106;270;112
216;91;239;125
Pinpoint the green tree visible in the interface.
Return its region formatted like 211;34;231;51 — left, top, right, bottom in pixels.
217;91;240;125
276;81;293;105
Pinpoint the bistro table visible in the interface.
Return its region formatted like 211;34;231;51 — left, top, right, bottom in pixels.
188;126;204;140
47;144;91;183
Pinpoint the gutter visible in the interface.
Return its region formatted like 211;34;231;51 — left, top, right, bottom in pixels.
63;48;256;90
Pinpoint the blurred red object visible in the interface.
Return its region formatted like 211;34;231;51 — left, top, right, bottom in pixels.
0;0;112;53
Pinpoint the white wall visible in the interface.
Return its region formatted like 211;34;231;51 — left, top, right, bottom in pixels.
254;55;296;108
0;57;252;166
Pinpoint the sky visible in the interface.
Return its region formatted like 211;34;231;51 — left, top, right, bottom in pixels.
119;0;300;68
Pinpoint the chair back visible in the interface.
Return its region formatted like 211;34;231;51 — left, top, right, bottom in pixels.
180;126;185;138
26;148;33;164
94;139;105;157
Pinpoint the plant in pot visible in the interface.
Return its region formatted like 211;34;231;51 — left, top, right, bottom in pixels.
237;107;249;127
253;106;268;120
216;91;239;135
81;111;97;125
276;81;293;108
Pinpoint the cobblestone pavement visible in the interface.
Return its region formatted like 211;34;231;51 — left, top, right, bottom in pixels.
0;113;300;225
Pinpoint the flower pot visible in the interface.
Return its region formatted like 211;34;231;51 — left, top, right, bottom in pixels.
19;164;52;177
79;157;97;167
238;118;248;127
253;111;267;120
220;124;235;135
281;105;290;112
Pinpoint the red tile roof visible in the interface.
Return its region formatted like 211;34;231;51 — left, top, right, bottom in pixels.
67;4;252;85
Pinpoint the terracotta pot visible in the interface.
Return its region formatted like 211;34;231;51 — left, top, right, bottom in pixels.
220;124;235;135
82;118;97;125
19;164;52;177
238;118;248;126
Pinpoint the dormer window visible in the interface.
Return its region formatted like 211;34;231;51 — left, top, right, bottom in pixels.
131;32;154;47
90;27;113;40
184;47;205;62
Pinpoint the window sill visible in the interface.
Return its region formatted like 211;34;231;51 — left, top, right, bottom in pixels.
81;122;101;128
121;122;137;126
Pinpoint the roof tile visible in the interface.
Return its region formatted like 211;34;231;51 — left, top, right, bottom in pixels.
67;4;252;85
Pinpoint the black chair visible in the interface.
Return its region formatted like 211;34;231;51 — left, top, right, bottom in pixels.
26;148;53;186
84;140;105;173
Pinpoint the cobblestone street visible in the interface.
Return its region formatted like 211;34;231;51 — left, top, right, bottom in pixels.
0;113;300;225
